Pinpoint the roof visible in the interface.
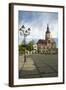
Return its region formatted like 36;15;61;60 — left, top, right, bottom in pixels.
37;39;56;45
37;39;47;44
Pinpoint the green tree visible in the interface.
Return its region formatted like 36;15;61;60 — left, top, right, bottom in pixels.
26;41;34;51
19;40;34;54
19;44;25;54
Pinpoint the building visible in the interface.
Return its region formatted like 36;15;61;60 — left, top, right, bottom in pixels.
32;44;38;54
33;44;37;50
37;24;57;54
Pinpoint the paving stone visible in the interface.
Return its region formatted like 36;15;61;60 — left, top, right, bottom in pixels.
19;54;58;78
38;66;55;73
40;72;58;77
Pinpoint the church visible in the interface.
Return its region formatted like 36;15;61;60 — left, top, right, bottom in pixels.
37;24;57;54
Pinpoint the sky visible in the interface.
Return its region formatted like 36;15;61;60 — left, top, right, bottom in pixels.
18;10;58;45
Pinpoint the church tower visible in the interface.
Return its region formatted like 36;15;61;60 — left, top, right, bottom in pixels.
45;24;50;40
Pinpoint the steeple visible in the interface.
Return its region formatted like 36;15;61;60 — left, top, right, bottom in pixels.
45;24;50;40
46;24;50;33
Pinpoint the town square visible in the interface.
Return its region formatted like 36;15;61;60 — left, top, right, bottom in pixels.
18;11;58;78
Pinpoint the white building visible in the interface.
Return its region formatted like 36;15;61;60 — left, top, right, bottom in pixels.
33;44;37;50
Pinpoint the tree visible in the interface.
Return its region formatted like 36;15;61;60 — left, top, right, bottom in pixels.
19;44;25;54
26;41;34;51
19;40;34;54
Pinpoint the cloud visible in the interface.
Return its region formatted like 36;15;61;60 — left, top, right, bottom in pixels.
18;11;58;44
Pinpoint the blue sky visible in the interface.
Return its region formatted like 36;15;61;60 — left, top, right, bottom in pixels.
18;11;58;45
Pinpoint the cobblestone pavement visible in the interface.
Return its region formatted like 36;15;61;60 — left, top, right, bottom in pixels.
19;54;58;78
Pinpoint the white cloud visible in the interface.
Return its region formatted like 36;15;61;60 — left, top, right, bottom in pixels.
18;12;58;44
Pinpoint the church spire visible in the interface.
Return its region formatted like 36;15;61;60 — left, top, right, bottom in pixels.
46;24;50;33
45;24;50;40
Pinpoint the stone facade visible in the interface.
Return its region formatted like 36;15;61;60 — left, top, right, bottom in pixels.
37;24;58;54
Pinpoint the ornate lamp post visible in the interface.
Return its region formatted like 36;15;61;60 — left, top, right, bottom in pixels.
19;25;31;62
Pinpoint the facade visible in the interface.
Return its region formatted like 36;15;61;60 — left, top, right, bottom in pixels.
33;44;37;50
37;24;57;54
32;44;38;54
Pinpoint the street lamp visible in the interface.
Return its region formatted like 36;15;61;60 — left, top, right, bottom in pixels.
19;25;31;62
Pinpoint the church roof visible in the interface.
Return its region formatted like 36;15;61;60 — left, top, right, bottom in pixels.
37;39;56;45
37;39;47;44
